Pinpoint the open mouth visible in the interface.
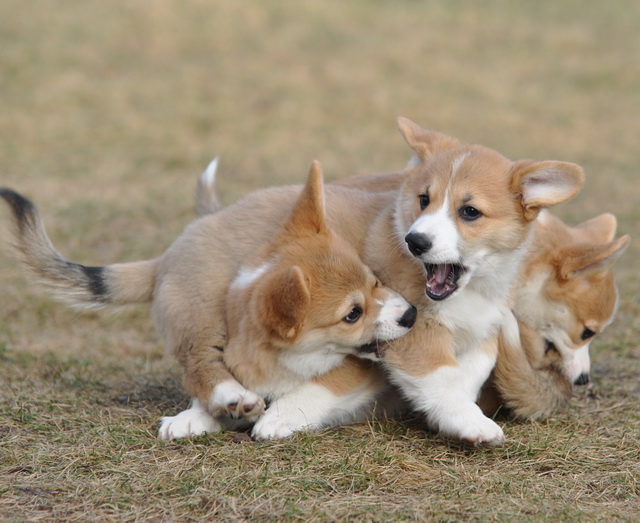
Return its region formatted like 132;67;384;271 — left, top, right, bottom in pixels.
357;341;383;360
424;263;465;301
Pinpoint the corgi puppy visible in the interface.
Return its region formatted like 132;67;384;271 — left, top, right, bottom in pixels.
160;163;416;440
480;210;629;418
194;118;584;445
0;163;416;441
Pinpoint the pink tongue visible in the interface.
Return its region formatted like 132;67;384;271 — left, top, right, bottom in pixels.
428;264;452;295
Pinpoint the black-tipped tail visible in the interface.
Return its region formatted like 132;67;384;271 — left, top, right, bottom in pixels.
0;188;152;308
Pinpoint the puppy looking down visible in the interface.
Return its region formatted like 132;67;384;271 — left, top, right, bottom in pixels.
483;210;629;418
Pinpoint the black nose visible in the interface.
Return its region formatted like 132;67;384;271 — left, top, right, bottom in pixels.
574;373;590;386
398;305;417;329
405;232;432;257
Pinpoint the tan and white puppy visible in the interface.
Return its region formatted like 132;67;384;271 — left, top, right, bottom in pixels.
0;163;416;441
194;118;584;445
159;163;416;440
481;210;629;418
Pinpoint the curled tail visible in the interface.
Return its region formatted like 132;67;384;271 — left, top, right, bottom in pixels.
490;315;572;419
0;188;158;309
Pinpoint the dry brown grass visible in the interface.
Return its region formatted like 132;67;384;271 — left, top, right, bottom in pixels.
1;0;639;520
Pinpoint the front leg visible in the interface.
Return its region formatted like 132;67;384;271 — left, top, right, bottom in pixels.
385;324;504;446
209;379;266;422
182;340;266;420
252;357;384;440
158;398;221;440
160;339;265;440
158;380;267;441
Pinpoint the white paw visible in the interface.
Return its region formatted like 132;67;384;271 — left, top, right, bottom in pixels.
458;416;505;446
158;403;221;440
210;380;266;422
251;410;308;441
439;409;505;446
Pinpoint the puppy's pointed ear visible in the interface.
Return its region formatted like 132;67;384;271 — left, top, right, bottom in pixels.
257;266;311;341
558;235;630;280
511;160;585;221
574;213;617;243
397;117;459;161
284;161;329;236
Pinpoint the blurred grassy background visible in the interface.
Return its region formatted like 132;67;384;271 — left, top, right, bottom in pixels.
1;0;638;520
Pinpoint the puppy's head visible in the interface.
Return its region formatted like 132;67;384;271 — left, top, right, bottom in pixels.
250;162;416;367
516;211;629;385
394;117;585;301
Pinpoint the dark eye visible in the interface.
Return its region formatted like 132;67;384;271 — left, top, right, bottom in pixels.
459;206;482;221
343;306;363;324
544;340;557;354
581;328;596;340
418;193;430;210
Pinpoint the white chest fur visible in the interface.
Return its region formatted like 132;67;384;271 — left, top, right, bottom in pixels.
279;345;346;379
438;289;504;354
437;246;525;354
253;343;347;401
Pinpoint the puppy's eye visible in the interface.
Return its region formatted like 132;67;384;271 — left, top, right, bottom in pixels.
343;306;363;324
581;328;596;340
418;193;430;210
544;340;557;354
459;206;482;221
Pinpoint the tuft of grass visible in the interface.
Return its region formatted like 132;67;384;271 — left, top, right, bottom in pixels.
1;0;639;520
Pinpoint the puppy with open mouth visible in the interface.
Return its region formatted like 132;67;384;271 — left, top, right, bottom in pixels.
340;118;583;445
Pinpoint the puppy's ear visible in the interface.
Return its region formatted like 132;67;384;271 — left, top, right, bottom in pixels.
558;235;630;280
257;266;311;341
511;160;585;221
574;213;617;243
284;161;329;236
397;117;459;161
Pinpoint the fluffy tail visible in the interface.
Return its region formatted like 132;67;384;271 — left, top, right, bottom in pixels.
195;157;223;216
0;188;158;309
490;318;572;419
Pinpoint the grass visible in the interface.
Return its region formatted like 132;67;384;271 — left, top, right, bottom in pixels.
1;0;639;520
2;349;637;521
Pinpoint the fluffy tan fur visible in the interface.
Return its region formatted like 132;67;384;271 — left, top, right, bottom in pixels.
485;211;629;418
